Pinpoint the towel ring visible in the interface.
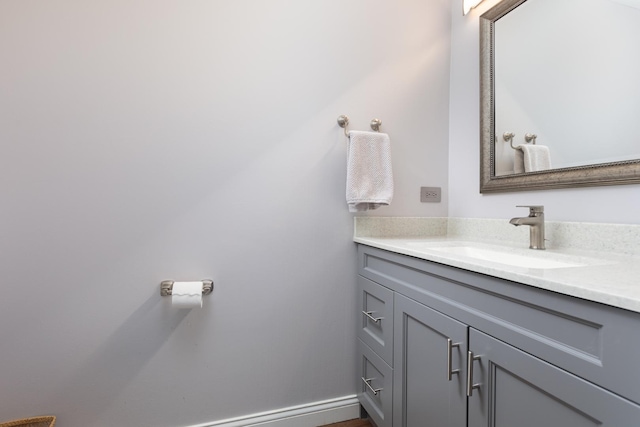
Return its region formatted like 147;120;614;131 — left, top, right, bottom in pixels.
503;132;519;150
337;115;383;137
337;115;350;137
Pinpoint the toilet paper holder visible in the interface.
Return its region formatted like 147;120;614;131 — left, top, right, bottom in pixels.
160;280;214;297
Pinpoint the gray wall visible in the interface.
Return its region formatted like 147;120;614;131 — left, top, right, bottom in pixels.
448;0;640;223
0;1;451;426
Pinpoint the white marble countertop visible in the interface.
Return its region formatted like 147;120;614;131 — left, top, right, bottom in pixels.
354;218;640;314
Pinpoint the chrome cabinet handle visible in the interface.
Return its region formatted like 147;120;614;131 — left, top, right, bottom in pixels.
362;311;383;324
361;377;382;396
447;338;461;381
466;350;482;397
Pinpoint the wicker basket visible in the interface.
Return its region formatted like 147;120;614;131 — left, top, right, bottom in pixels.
0;416;56;427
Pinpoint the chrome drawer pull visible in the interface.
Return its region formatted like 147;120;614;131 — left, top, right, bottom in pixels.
362;311;383;324
466;350;482;397
447;338;461;381
361;377;382;396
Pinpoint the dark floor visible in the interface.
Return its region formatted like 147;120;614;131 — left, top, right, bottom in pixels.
318;419;372;427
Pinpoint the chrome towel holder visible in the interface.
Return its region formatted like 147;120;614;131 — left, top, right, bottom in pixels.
160;280;214;297
337;115;382;137
503;132;538;150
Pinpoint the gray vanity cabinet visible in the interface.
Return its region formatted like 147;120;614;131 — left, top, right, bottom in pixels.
356;244;640;427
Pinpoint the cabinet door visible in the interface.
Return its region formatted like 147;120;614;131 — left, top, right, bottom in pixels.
467;328;640;426
393;294;467;427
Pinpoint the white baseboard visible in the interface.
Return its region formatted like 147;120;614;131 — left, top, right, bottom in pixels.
189;395;360;427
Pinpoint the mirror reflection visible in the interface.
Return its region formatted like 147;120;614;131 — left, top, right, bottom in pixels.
492;0;640;177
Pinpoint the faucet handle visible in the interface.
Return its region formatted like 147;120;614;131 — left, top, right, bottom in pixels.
516;205;544;215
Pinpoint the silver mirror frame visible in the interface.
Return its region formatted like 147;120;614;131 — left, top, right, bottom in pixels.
479;0;640;193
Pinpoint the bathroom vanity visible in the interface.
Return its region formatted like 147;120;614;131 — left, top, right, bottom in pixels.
354;233;640;427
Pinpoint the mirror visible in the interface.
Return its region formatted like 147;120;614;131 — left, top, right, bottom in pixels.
479;0;640;193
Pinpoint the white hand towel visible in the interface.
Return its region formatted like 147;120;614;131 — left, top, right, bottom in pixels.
519;144;552;172
346;130;394;212
520;144;551;172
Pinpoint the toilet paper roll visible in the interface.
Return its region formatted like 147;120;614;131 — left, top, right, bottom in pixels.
171;281;203;308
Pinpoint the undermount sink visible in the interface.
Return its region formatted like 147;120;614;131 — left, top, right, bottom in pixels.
404;242;600;270
427;246;585;269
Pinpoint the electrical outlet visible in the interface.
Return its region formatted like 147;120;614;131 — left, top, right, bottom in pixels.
420;186;441;203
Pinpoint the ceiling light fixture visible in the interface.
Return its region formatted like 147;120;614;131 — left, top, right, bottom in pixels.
463;0;484;15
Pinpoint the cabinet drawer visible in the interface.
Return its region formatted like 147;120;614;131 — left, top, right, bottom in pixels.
357;276;394;366
357;339;393;427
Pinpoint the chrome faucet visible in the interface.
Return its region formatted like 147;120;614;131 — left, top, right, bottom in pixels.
509;205;545;250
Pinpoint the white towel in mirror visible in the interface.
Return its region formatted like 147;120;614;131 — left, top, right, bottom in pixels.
346;130;394;212
514;149;525;174
515;144;551;173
